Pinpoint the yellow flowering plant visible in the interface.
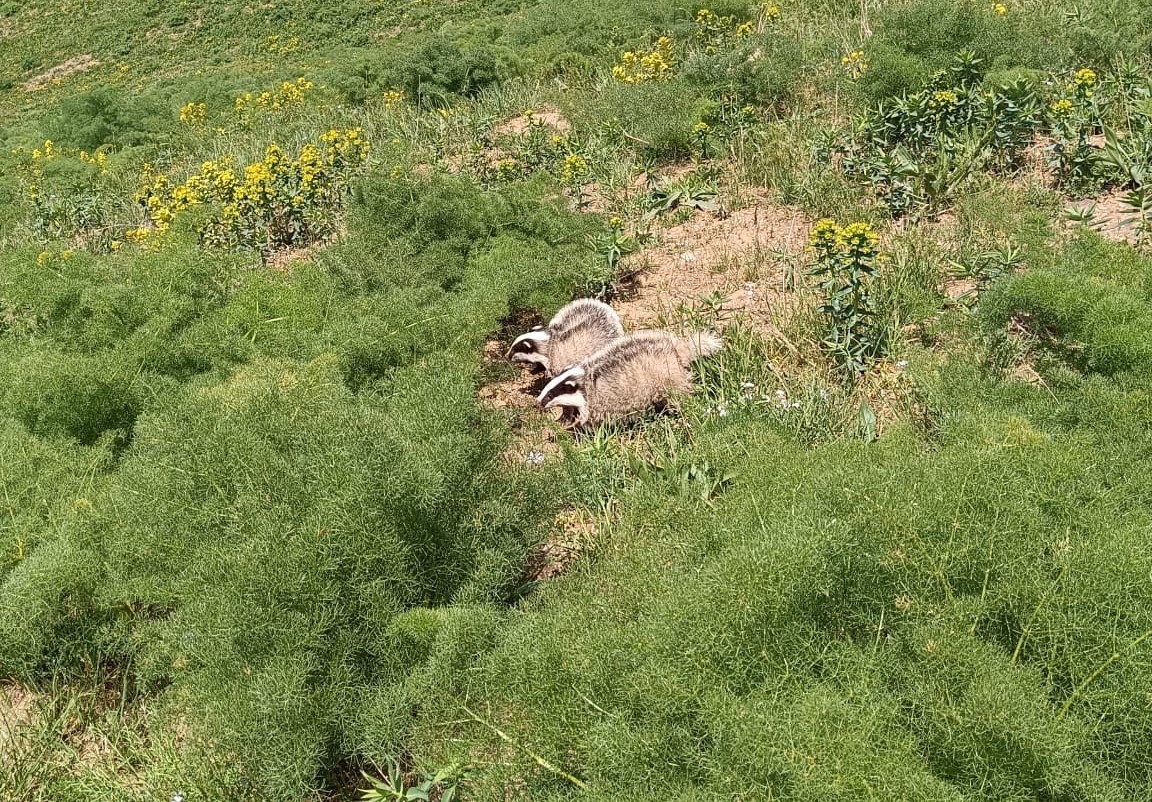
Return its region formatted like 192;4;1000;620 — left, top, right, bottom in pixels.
560;152;588;184
611;36;675;83
842;50;868;80
234;77;315;118
831;52;1044;216
14;139;114;243
179;102;207;126
1048;67;1105;192
261;33;300;56
133;128;370;254
808;219;885;375
694;9;753;51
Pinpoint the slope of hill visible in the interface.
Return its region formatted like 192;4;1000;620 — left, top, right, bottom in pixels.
3;1;1152;800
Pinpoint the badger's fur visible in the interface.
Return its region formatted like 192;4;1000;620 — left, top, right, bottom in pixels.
537;329;723;426
507;299;624;376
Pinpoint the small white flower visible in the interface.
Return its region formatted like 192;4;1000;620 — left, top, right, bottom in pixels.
172;793;185;802
819;389;830;402
741;381;755;389
526;450;545;466
791;401;801;409
774;389;786;398
680;251;697;263
716;404;729;417
896;359;909;369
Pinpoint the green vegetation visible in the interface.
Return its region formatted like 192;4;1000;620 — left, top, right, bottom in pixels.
2;1;1152;800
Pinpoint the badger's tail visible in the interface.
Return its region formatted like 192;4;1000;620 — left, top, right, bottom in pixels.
677;330;723;364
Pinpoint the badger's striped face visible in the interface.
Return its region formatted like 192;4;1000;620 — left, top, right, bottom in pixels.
507;329;550;369
537;365;587;419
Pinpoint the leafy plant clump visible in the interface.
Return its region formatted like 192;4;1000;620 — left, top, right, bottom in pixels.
808;218;886;375
13;139;113;246
829;52;1044;216
133;128;370;254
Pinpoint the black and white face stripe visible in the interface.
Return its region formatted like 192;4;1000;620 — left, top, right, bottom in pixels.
537;364;585;405
509;329;549;351
507;330;550;362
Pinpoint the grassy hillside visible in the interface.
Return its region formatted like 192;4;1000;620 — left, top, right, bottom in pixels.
3;1;1152;800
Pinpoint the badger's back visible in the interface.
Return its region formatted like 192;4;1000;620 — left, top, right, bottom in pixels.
549;299;620;334
581;331;694;425
548;311;625;374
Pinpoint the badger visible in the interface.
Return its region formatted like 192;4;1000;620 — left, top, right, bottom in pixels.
506;298;624;377
537;329;723;427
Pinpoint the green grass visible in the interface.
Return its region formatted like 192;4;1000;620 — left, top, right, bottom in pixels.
3;0;1152;800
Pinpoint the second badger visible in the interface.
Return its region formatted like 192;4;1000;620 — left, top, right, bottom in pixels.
506;298;624;377
537;329;723;427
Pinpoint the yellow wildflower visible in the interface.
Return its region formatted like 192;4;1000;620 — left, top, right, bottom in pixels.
842;50;868;79
835;222;879;255
991;2;1006;15
179;102;207;125
1066;67;1097;100
612;36;675;83
808;218;840;252
561;153;589;184
930;90;960;110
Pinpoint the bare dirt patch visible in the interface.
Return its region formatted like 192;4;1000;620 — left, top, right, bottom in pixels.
1067;191;1142;245
478;340;547;414
266;243;321;272
23;54;100;91
1019;135;1142;245
493;105;571;138
614;201;811;331
477;339;567;468
0;682;39;755
524;508;597;582
944;276;977;301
